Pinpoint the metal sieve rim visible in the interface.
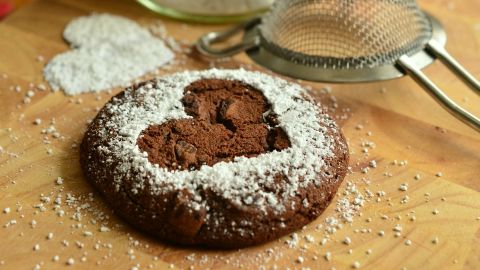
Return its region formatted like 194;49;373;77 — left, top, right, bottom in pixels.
243;13;446;83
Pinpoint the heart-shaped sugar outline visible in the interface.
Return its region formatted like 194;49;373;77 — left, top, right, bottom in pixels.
137;78;291;171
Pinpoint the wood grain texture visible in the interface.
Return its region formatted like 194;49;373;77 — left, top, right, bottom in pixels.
0;0;479;269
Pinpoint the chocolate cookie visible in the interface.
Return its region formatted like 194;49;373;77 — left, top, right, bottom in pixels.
80;69;349;248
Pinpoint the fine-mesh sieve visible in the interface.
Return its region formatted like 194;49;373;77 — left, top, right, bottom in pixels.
197;0;480;131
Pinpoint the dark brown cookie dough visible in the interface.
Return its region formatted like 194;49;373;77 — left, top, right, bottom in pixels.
137;79;290;171
80;71;349;249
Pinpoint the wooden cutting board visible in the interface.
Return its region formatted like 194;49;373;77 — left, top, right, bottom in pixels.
0;0;479;269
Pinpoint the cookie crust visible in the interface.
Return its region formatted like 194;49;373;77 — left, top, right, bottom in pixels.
80;69;349;248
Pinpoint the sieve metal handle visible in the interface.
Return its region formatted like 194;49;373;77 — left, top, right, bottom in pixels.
426;40;480;96
397;55;480;132
196;18;261;58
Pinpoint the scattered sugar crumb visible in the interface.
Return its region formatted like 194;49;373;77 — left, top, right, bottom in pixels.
4;219;17;227
398;183;408;191
26;90;35;97
33;118;42;125
296;256;304;263
325;252;332;261
56;177;64;185
66;258;75;265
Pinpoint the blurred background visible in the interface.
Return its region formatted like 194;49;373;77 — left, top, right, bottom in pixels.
0;0;276;22
0;0;29;19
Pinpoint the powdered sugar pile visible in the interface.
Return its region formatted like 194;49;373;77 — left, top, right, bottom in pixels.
92;69;339;213
44;14;174;95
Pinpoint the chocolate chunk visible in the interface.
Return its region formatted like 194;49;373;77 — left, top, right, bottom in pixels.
264;112;280;126
269;127;291;151
219;98;239;123
168;190;206;237
181;93;200;117
175;140;197;168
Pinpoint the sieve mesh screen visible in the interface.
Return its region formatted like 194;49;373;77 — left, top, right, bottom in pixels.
259;0;433;69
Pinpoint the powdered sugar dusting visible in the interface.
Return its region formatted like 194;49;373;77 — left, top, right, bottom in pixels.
91;69;337;213
63;14;152;48
44;14;174;95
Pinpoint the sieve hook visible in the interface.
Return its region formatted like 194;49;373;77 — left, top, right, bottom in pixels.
196;18;261;58
397;45;480;131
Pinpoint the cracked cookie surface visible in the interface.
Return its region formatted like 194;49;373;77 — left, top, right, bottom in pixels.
137;79;290;171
